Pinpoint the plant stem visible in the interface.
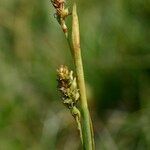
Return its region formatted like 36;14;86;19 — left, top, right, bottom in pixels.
51;0;95;149
75;113;83;145
71;3;94;150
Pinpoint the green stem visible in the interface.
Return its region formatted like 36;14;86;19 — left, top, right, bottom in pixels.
71;3;94;150
75;114;83;145
73;42;92;150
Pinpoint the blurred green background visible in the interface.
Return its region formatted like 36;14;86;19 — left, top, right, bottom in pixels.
0;0;150;149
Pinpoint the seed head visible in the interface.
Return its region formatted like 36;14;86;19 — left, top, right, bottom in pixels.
57;65;80;108
51;0;70;36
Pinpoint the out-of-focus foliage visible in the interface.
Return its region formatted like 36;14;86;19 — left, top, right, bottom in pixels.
0;0;150;149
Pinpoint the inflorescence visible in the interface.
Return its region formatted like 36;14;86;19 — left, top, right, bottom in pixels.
51;0;71;36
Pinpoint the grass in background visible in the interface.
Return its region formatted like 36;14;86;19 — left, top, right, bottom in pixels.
0;0;150;149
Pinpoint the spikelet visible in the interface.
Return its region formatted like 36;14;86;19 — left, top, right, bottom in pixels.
57;65;82;142
51;0;70;37
57;65;79;109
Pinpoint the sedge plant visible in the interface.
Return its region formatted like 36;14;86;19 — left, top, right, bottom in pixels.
51;0;95;149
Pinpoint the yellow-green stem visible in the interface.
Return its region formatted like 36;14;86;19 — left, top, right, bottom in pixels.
71;3;94;150
75;115;83;145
